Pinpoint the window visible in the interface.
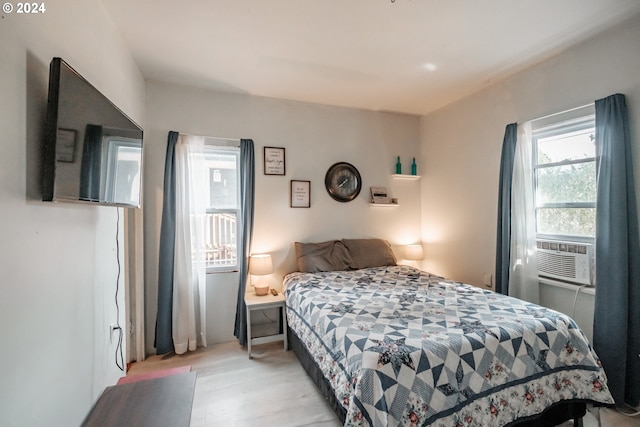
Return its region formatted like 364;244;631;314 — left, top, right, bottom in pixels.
532;107;596;241
201;143;240;272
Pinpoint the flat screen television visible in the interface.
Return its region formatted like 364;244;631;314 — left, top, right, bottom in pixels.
42;57;143;208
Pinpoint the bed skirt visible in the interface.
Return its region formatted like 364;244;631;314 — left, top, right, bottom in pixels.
288;326;589;427
289;327;348;423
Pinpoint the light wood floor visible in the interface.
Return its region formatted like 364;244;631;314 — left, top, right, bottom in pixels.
127;341;341;427
127;341;639;427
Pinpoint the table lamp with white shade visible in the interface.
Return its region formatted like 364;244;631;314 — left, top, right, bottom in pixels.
404;244;424;267
249;253;273;296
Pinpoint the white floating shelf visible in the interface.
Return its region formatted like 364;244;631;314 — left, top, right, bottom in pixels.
392;174;421;180
369;203;399;207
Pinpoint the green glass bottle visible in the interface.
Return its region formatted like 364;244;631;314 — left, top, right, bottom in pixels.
395;156;402;174
411;157;417;175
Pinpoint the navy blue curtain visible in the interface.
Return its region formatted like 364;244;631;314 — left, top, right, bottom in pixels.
593;94;640;406
495;123;518;295
233;139;255;345
155;131;179;355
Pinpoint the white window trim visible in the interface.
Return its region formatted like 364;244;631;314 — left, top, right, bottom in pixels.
531;111;596;243
202;142;241;274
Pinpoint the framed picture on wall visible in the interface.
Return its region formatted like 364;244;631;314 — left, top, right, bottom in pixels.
264;146;286;175
290;180;310;208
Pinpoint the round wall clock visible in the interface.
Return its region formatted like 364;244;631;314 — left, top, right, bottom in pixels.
324;162;362;202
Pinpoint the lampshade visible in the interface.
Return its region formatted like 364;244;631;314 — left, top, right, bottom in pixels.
404;244;424;261
250;254;273;276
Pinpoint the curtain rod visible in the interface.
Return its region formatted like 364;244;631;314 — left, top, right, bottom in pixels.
523;102;594;124
178;132;241;142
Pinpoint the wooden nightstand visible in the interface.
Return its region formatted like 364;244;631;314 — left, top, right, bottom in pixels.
244;292;288;359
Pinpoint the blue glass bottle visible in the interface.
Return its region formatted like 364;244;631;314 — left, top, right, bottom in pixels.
395;156;402;174
411;157;417;175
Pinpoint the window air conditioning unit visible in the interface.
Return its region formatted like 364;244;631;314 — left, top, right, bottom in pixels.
536;240;593;286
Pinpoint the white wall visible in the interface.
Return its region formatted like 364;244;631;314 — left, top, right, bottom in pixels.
144;81;422;351
0;1;145;426
419;14;640;340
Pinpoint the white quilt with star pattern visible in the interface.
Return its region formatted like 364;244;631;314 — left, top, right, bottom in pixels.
284;265;613;427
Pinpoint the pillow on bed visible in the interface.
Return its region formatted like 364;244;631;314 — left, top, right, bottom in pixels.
342;238;397;269
295;240;353;272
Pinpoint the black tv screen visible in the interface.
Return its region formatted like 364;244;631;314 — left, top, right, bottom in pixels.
42;57;143;208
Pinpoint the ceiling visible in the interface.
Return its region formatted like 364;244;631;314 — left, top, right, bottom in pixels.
102;0;640;116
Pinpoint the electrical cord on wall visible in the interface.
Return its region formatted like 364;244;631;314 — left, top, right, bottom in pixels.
570;284;591;319
618;404;640;417
260;309;276;323
114;209;125;372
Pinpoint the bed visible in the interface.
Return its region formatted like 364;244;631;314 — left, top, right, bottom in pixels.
283;239;614;427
